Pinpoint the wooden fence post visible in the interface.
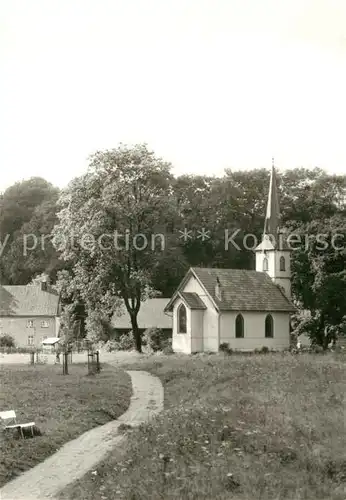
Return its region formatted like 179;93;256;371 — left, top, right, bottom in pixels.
96;351;100;372
62;352;69;375
88;352;94;374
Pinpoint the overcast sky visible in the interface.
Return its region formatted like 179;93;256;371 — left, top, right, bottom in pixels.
1;0;346;191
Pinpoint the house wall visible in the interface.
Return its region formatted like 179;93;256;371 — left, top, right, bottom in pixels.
220;311;290;351
183;275;219;352
0;316;58;347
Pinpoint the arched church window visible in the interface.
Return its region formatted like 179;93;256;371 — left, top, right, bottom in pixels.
235;313;244;338
279;256;286;271
178;303;187;333
265;314;274;338
263;257;268;271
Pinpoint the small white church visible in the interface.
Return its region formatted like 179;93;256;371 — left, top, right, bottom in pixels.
165;163;296;354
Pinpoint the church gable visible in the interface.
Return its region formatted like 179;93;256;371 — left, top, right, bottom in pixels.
164;271;212;312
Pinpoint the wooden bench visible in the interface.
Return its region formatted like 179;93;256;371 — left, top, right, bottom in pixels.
0;410;35;438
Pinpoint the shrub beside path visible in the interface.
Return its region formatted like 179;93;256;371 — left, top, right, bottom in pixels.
0;370;164;500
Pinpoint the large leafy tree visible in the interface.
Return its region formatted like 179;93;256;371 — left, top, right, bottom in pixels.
1;196;65;284
0;178;60;284
172;174;222;268
0;177;58;236
171;170;269;272
53;144;178;351
291;214;346;348
281;168;346;225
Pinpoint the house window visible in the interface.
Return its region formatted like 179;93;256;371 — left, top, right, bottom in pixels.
263;257;269;271
27;320;34;328
235;313;244;338
178;304;187;333
265;314;274;338
27;335;34;345
279;256;286;271
41;321;49;328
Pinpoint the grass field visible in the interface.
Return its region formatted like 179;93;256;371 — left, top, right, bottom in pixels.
0;363;132;487
60;353;346;500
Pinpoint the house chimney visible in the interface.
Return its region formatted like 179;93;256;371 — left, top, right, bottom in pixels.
215;276;223;301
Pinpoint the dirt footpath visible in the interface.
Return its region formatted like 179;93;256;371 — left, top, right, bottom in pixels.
0;370;164;500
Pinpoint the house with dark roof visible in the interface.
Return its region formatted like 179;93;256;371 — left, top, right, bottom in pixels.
164;162;296;354
0;281;61;347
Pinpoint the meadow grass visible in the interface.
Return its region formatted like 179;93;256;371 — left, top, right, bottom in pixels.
60;352;346;500
0;363;132;487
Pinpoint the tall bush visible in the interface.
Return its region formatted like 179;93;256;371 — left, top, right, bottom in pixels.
143;327;166;352
0;334;15;348
104;331;135;351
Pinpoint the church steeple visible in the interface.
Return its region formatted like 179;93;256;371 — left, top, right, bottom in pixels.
263;158;280;242
255;159;292;298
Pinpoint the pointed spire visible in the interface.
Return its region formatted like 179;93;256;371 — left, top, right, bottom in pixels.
263;158;280;241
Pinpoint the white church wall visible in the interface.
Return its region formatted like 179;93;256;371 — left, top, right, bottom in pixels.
183;275;219;352
172;297;191;354
220;311;290;351
256;250;275;276
274;251;291;278
256;250;292;298
190;309;204;352
273;251;292;298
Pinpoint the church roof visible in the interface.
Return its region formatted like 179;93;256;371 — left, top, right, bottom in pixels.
179;292;207;310
165;267;295;313
255;162;292;251
264;162;280;238
255;233;293;252
192;268;295;312
255;235;276;251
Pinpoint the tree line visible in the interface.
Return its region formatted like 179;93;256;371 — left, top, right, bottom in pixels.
1;144;346;350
